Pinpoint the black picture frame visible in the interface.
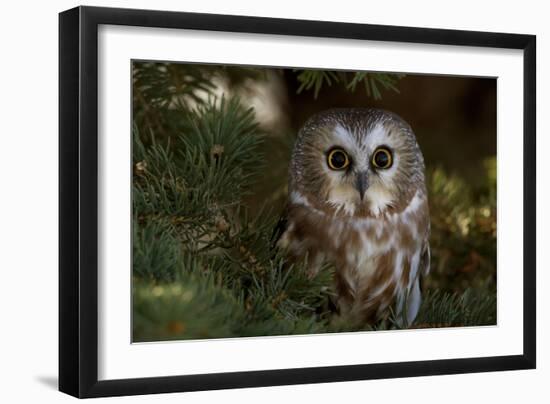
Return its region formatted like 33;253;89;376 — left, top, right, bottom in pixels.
59;5;536;398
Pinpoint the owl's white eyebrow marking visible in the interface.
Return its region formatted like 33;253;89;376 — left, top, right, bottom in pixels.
333;124;356;150
367;124;389;146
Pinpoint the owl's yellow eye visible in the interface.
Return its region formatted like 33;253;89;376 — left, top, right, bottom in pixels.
372;147;393;169
327;148;350;170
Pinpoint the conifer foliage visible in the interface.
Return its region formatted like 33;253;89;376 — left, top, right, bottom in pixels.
132;62;496;342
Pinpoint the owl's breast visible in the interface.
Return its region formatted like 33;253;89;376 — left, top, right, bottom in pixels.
281;189;429;295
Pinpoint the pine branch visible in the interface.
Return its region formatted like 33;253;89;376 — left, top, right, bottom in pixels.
132;62;266;141
294;69;405;99
133;96;264;219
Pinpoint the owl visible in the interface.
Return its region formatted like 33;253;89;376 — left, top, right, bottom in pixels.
275;108;430;326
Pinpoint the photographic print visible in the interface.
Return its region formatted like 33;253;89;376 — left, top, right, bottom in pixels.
59;8;535;396
131;61;497;343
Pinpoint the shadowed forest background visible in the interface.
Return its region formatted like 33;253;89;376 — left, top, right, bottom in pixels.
132;62;497;342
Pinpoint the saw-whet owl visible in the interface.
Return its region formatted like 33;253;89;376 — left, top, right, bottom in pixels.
275;108;430;326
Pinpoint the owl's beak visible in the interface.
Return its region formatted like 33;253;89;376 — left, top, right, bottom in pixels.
356;171;369;201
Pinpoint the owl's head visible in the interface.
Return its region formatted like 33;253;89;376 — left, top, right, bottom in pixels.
289;108;426;218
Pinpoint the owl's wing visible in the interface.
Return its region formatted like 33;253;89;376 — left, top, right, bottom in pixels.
400;237;430;327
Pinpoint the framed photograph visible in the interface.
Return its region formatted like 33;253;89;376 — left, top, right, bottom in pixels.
59;6;536;398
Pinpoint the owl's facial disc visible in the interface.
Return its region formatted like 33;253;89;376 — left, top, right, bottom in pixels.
323;123;402;216
291;109;424;218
